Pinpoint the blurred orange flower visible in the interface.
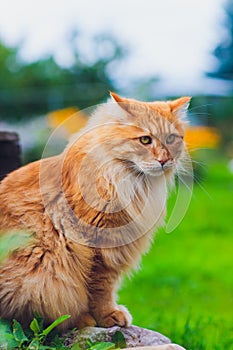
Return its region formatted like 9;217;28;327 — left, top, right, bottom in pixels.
47;107;87;134
184;126;221;151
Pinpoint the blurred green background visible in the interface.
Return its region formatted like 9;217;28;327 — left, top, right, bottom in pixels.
0;0;233;349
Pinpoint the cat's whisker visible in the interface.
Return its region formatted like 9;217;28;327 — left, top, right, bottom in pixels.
188;112;212;116
192;176;213;200
175;165;195;180
175;174;194;196
188;103;212;112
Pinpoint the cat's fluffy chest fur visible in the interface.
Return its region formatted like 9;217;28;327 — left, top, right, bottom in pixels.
0;93;190;330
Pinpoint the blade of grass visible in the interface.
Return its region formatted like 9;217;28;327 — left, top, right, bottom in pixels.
42;315;71;336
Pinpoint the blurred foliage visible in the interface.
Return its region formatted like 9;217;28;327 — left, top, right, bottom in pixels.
187;95;233;149
0;230;30;264
208;0;233;80
204;0;233;150
0;33;127;122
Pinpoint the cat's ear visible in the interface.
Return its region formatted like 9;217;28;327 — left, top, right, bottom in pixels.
110;91;135;116
110;91;124;103
169;97;191;119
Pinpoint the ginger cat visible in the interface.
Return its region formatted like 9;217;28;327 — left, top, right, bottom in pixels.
0;93;190;331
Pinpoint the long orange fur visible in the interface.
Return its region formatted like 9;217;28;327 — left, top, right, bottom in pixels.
0;93;190;330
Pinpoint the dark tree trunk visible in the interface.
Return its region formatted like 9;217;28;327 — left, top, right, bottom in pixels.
0;131;21;181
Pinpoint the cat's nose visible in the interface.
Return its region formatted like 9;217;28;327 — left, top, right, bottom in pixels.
158;159;167;167
157;149;169;167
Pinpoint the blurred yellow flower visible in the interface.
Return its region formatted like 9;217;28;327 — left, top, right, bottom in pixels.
184;126;221;151
47;107;87;134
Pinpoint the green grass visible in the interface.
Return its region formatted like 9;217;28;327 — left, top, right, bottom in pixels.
118;156;233;350
0;153;232;349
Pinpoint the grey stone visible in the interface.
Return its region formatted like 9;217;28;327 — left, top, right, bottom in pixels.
63;325;186;349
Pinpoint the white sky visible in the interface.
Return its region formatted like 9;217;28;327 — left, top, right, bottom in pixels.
0;0;226;89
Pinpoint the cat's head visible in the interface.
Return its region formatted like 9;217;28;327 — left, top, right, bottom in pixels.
85;92;191;178
61;93;192;246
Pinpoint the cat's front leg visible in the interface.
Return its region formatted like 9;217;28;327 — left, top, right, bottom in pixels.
88;262;132;328
76;312;97;328
94;304;132;328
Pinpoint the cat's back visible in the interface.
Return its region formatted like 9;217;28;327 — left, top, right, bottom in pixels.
0;155;60;231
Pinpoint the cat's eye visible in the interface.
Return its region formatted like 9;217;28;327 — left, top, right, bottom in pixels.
139;136;152;145
166;134;176;144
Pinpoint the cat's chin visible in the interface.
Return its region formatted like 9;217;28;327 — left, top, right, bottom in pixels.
144;167;175;178
145;169;164;177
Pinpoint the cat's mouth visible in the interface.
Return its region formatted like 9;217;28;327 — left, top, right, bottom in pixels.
138;160;174;176
120;159;175;177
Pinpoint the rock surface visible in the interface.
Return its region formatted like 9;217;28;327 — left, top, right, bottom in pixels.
63;325;186;350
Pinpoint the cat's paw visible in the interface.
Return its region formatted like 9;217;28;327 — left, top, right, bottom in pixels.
77;312;97;329
98;305;132;328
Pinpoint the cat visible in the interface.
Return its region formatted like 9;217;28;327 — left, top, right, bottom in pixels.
0;92;190;331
